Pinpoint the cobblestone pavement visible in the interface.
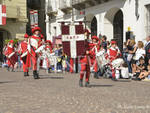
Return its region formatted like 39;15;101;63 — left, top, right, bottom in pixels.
0;68;150;113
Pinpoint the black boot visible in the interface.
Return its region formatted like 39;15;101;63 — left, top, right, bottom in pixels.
94;72;99;79
112;77;117;81
33;70;40;79
79;79;83;87
85;81;90;87
7;67;10;71
26;72;29;76
24;72;27;77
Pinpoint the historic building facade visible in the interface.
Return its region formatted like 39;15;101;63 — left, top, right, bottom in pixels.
45;0;150;50
0;0;28;61
0;0;28;39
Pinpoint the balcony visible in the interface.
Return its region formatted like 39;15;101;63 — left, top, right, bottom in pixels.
46;0;58;17
72;0;111;10
59;0;72;13
6;6;20;19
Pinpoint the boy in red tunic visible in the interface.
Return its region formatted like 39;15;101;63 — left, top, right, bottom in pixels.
19;33;30;77
79;31;100;87
89;36;99;79
29;27;42;79
106;40;121;81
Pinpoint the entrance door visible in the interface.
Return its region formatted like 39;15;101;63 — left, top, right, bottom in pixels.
91;16;97;36
0;32;3;62
113;10;123;51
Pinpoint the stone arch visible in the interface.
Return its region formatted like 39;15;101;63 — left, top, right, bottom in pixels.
104;7;124;51
104;7;121;40
84;14;95;31
91;16;97;36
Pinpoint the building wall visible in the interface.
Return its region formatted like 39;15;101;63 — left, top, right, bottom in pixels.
0;0;28;39
46;0;150;44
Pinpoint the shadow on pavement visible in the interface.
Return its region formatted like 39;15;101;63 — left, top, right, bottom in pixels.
117;79;131;82
39;75;64;80
0;81;16;84
90;84;113;88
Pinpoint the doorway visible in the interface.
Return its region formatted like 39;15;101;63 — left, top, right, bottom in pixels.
113;10;123;51
91;16;97;36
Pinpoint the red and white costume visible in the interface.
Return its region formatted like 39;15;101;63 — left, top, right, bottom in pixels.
18;34;30;73
28;27;42;73
42;40;53;69
106;41;121;79
80;36;99;82
5;40;18;69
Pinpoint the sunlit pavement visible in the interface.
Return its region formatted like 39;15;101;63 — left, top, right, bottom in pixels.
0;68;150;113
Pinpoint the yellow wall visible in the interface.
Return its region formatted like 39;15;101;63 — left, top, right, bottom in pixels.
0;0;28;39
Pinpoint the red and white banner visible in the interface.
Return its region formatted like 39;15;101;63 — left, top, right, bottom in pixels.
30;10;38;28
0;5;6;25
62;23;86;58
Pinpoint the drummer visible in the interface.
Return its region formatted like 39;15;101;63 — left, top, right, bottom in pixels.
18;33;30;77
106;40;121;81
5;40;17;71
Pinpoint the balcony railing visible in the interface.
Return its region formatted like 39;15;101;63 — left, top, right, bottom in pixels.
59;0;72;13
72;0;111;10
46;0;58;17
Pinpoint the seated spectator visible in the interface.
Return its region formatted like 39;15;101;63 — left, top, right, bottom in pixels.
132;41;145;74
138;59;150;80
135;57;147;73
132;57;147;79
120;63;129;79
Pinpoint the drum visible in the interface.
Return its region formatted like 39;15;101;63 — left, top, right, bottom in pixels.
112;58;124;68
21;51;28;58
8;52;18;65
8;52;15;58
96;51;108;67
35;45;45;53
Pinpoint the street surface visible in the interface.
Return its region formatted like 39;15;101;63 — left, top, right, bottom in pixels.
0;68;150;113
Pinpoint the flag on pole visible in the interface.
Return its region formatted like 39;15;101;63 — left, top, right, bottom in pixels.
30;10;38;28
33;10;38;27
0;5;6;25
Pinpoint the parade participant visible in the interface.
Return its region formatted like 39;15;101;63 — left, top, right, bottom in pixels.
45;40;53;53
45;40;53;73
18;33;30;77
70;58;74;73
89;36;99;79
106;40;121;81
29;27;42;79
79;29;91;87
5;40;18;71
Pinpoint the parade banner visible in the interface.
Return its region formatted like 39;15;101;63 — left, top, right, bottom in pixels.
30;10;38;28
0;5;6;25
61;22;86;58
